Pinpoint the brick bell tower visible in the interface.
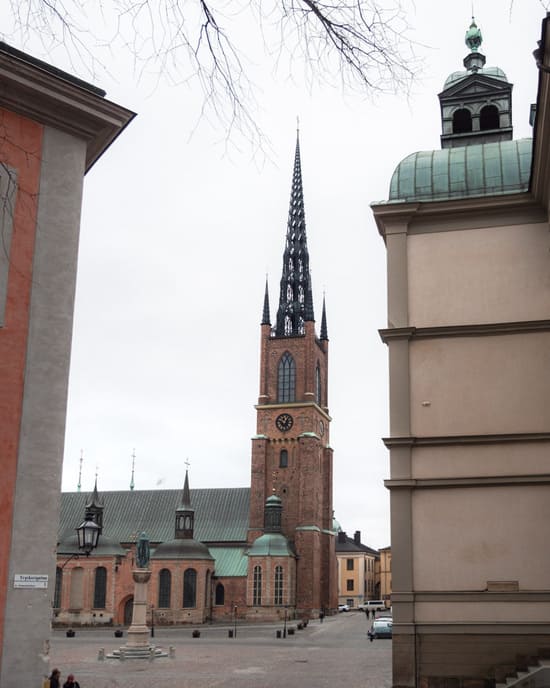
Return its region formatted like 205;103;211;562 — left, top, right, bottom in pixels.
249;132;337;616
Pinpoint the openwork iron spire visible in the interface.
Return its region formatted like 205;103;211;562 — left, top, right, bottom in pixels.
275;131;314;337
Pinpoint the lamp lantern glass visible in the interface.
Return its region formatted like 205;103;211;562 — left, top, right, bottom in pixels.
76;519;100;553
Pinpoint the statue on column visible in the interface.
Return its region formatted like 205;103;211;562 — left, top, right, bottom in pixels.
136;532;150;569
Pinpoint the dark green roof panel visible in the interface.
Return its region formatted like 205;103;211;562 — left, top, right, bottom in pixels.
388;138;532;203
59;487;250;545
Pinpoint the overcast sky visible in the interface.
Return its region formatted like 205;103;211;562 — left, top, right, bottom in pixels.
2;1;546;549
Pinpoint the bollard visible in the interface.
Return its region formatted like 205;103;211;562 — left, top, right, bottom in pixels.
98;648;105;661
169;646;176;659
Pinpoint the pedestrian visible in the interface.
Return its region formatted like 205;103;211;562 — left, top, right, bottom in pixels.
63;674;80;688
48;669;61;688
319;608;325;623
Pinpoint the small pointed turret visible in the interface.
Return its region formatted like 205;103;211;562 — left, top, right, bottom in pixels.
175;469;194;538
85;477;104;533
262;277;271;325
320;294;328;341
264;494;283;533
275;131;314;337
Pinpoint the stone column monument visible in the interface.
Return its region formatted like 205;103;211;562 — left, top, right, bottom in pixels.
124;533;153;658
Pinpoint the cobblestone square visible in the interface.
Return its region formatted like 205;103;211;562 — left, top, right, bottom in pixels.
49;612;392;687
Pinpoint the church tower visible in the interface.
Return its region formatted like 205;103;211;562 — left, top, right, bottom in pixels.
249;132;337;616
439;18;513;148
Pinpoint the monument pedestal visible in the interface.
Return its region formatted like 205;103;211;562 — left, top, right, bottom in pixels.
126;569;151;650
106;567;169;660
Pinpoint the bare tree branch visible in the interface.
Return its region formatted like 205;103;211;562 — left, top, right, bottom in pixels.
2;0;418;150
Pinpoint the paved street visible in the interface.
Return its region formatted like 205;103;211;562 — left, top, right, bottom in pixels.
49;611;392;687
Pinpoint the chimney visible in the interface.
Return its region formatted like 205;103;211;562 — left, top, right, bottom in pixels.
354;530;361;545
338;531;347;544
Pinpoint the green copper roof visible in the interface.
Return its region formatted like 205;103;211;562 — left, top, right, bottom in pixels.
248;532;295;557
209;547;248;576
387;138;532;203
443;65;508;90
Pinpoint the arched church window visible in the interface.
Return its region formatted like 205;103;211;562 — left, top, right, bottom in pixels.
215;583;225;605
480;104;499;130
54;567;62;609
93;566;107;608
253;565;262;605
280;449;288;468
452;108;472;133
183;568;197;608
278;352;296;402
158;569;171;608
274;565;283;606
315;363;322;405
69;567;84;610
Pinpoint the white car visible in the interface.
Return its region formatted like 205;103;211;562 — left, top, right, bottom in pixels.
338;604;350;612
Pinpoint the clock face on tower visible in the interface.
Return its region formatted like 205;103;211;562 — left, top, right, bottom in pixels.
275;413;294;432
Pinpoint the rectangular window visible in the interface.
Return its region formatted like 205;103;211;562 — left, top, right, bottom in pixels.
274;566;283;606
253;565;262;606
346;579;354;591
346;558;354;571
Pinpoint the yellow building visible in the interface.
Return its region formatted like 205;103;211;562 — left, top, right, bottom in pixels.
335;530;379;609
378;546;392;607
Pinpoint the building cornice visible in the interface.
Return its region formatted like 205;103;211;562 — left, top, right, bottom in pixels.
384;473;550;490
379;319;550;343
383;432;550;448
0;43;136;172
254;401;331;421
372;191;544;240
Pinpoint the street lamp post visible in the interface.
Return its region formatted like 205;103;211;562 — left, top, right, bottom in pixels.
151;605;155;638
60;518;101;568
283;606;288;639
233;605;237;638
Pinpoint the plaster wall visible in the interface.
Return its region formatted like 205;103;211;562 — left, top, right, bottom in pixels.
1;126;86;687
408;222;550;327
412;442;550;479
409;333;550;436
411;485;550;590
415;601;550;623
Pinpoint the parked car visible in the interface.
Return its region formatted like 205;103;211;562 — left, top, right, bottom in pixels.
359;600;386;612
338;604;350;612
368;618;393;641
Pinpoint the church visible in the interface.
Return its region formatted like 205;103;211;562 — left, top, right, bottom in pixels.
55;134;338;627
